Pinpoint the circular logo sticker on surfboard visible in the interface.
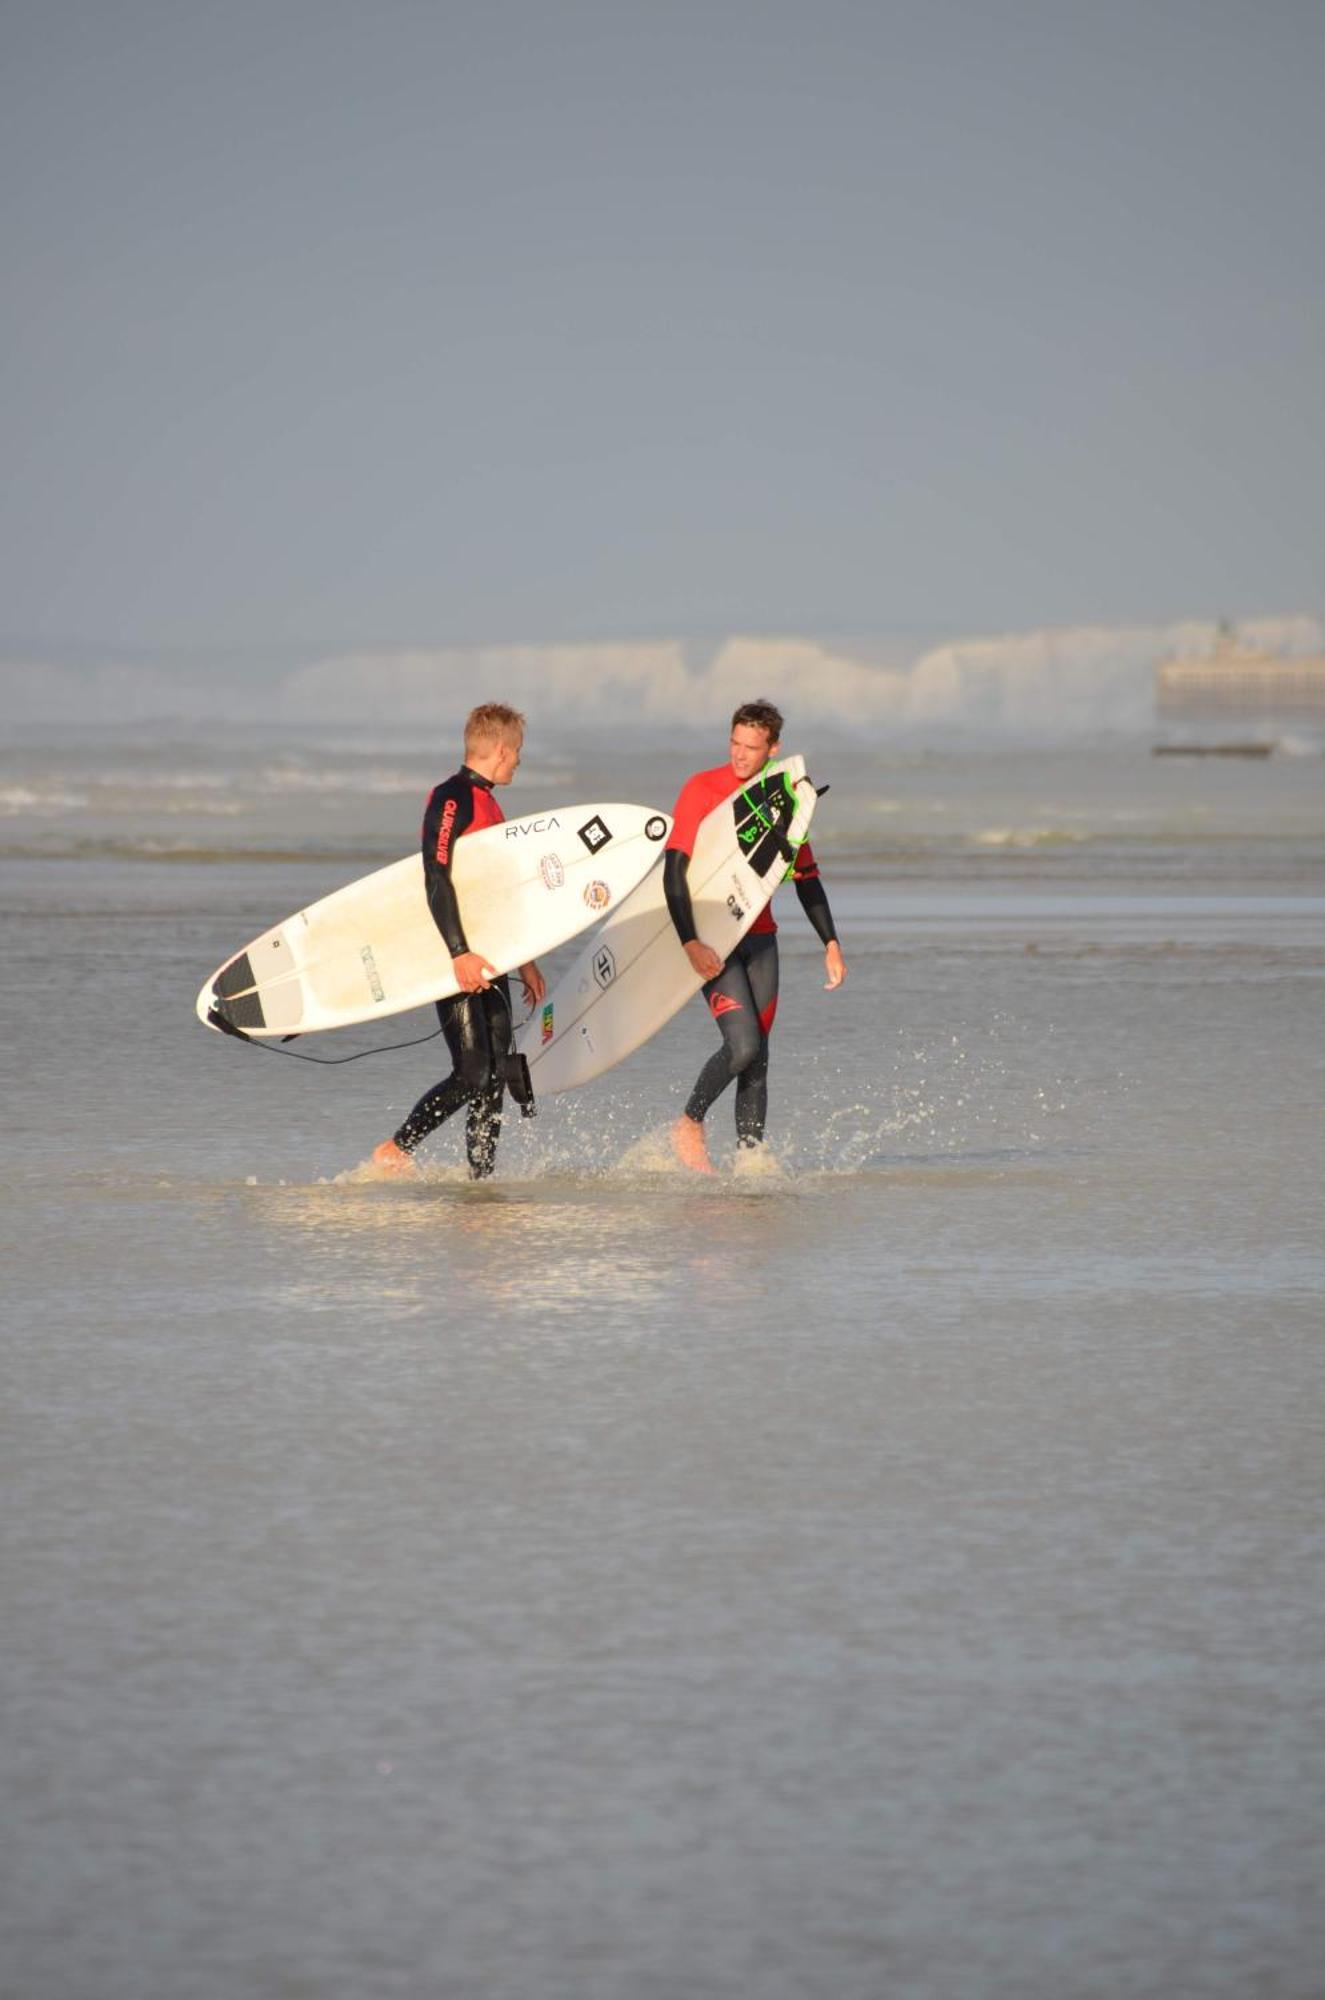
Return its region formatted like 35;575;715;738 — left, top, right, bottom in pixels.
583;880;611;912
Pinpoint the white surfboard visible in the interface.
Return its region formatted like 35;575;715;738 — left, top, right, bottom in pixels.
198;802;672;1037
517;756;818;1095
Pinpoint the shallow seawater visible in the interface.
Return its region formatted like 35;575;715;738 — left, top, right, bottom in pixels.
3;735;1325;1999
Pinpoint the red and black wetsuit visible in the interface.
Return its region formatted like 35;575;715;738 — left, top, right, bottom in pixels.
664;761;838;1147
392;766;513;1176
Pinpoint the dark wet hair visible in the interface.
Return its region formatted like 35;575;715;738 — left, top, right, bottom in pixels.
731;699;784;744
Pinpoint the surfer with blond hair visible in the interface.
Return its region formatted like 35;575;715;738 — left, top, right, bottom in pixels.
369;703;546;1178
664;699;846;1172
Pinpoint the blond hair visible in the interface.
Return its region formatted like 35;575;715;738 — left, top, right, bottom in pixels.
464;702;526;755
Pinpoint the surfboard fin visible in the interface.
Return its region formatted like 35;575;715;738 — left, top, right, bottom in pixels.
207;1006;254;1042
501;1051;537;1118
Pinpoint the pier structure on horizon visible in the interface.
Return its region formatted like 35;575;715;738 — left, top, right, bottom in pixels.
1156;622;1325;719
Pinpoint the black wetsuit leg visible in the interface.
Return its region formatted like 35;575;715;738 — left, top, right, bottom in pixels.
684;930;780;1146
392;977;512;1177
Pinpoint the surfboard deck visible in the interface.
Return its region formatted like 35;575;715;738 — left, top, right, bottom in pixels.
517;757;817;1094
198;802;672;1037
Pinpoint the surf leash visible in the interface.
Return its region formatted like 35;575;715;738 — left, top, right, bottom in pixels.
205;983;535;1111
206;1007;446;1064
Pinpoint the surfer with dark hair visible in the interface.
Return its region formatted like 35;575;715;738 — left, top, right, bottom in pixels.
664;700;846;1172
368;704;546;1179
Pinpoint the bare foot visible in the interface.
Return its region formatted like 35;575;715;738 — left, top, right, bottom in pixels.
670;1115;715;1175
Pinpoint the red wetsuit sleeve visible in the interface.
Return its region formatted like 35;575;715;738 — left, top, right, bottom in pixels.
666;771;713;859
665;768;727;943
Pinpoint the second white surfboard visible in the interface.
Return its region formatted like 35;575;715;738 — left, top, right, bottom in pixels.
518;756;818;1094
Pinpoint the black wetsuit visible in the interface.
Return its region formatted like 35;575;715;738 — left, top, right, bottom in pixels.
392;766;513;1177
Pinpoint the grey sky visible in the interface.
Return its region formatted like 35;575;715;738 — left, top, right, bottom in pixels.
3;0;1322;657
